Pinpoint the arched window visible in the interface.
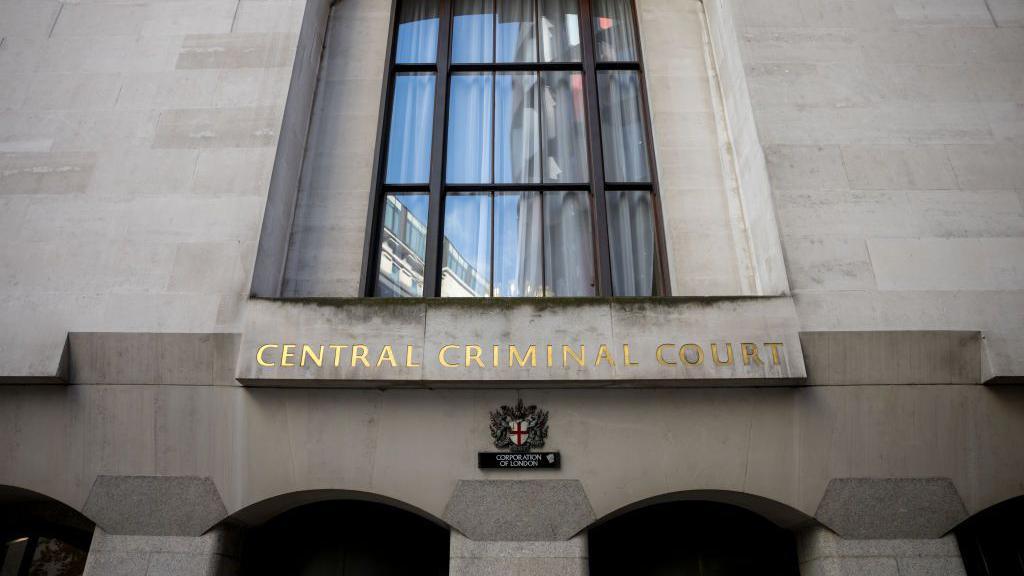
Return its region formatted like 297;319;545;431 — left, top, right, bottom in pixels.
365;0;666;297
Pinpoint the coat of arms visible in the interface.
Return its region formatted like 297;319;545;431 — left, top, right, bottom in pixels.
489;399;549;453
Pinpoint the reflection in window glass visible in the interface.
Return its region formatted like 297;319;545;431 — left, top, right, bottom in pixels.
29;537;87;576
540;0;581;62
386;73;435;184
376;194;429;297
452;0;494;63
607;191;654;296
442;194;492;297
1;538;28;576
598;70;650;182
592;0;637;62
541;71;588;183
395;0;439;63
544;191;595;296
447;73;493;184
494;192;543;297
497;0;536;63
495;73;540;184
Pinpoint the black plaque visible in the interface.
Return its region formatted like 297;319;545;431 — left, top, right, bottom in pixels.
478;452;561;470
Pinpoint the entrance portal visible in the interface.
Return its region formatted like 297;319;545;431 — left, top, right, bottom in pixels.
241;500;449;576
588;501;799;575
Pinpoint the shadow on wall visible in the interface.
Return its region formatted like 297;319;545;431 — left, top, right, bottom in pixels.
0;485;94;576
240;500;449;576
588;500;800;576
955;495;1024;576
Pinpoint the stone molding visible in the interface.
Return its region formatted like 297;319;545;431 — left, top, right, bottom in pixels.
82;476;228;537
449;532;588;576
814;478;968;539
444;480;595;541
796;526;966;576
69;332;241;386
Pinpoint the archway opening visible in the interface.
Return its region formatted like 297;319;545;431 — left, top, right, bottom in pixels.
588;500;799;576
0;486;93;576
956;495;1024;576
240;500;449;576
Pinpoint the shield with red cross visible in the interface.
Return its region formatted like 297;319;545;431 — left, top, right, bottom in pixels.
509;419;530;446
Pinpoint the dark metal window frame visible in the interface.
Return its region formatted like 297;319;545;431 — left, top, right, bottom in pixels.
359;0;670;297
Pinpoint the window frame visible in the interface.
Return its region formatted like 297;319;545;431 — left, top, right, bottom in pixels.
360;0;670;297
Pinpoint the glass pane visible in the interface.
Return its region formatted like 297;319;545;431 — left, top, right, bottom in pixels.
395;0;439;63
386;73;435;184
442;194;492;297
497;0;536;62
495;73;540;184
1;538;28;576
541;71;588;183
494;192;542;297
376;194;429;297
593;0;638;62
607;190;655;296
598;70;650;182
540;0;582;62
544;191;595;296
447;73;493;184
452;0;494;63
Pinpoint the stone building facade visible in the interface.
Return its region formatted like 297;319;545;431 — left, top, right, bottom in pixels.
0;0;1022;574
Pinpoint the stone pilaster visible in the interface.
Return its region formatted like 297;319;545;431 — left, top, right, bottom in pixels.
797;526;966;576
82;525;241;576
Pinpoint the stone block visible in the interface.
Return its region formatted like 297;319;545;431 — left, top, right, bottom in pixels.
986;0;1024;28
82;551;151;576
152;107;281;149
0;152;95;195
840;146;957;191
68;332;241;386
82;476;228;536
868;238;1024;292
176;34;297;70
814;478;967;539
800;331;982;386
444;480;595;541
896;557;967;576
947;144;1024;189
765;145;849;191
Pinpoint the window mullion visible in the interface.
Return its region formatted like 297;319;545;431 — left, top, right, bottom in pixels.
423;0;453;297
578;0;614;297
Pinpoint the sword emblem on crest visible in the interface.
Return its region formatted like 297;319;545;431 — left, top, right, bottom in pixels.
489;398;549;453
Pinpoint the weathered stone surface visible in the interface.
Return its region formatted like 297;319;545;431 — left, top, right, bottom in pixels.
83;526;241;576
69;332;240;386
796;527;966;576
83;476;228;536
235;298;806;386
814;479;967;539
800;331;982;385
444;481;595;541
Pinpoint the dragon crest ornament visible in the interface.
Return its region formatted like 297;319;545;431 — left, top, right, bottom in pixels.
489;398;549;453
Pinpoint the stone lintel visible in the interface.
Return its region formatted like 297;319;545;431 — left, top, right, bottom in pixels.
800;331;982;385
82;476;228;537
449;532;588;576
68;332;241;386
815;478;968;540
444;480;595;542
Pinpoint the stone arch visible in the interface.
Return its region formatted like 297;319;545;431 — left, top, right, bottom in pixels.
955;494;1024;576
235;490;450;576
590;488;814;531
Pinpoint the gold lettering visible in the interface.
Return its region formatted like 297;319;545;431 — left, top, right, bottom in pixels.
547;344;554;367
765;342;784;365
563;344;585;367
595;344;616;367
680;343;704;366
376;345;397;368
656;343;676;366
329;344;348;367
280;344;296;367
623;344;639;366
351;344;370;367
256;344;278;367
509;345;537;368
300;344;324;367
439;344;459;368
465;345;484;368
710;343;733;365
740;343;763;366
492;345;500;368
405;344;420;368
